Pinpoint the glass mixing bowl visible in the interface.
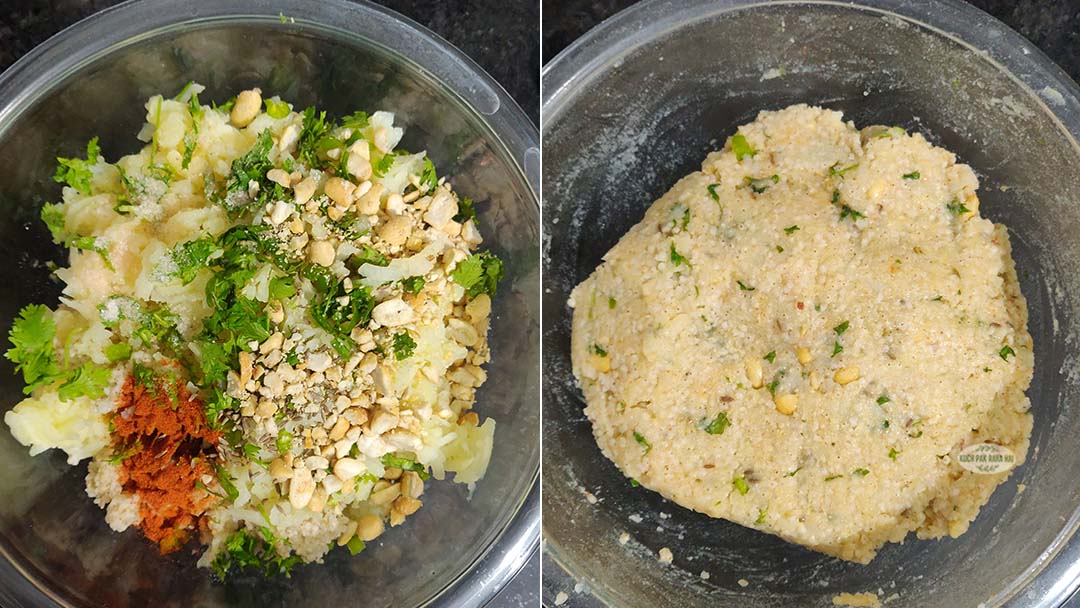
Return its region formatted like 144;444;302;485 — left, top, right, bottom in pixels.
0;1;540;606
542;1;1080;607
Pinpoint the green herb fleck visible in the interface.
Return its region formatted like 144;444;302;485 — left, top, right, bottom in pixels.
902;171;920;180
381;454;431;480
707;183;721;202
736;280;755;292
999;345;1015;360
764;351;777;363
451;251;505;298
946;199;971;215
876;395;891;405
839;205;866;221
633;431;652;454
784;225;800;235
833;321;849;335
888;448;900;460
608;297;617;309
211;528;301;580
629;478;640;487
590;344;608;357
669;242;690;267
392;331;416;360
704;412;730;435
784;467;801;477
401;276;426;295
852;468;870;477
275;429;293;454
746;174;779;194
755;507;768;525
824;474;843;481
831;341;843;357
828;162;859;177
54;137;101;195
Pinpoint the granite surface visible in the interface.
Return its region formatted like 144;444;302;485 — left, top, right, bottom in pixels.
541;0;1080;87
0;1;539;607
0;0;540;123
541;1;1080;607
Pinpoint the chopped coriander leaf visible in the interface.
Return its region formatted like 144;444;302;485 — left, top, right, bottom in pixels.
732;476;750;495
351;244;389;268
608;297;617;309
380;454;431;480
419;157;438;190
766;377;780;395
784;225;800;235
286;351;300;366
454;197;477;224
707;183;721;202
59;364;111;401
171;238;219;285
41;204;66;244
633;431;652;454
54;137;101;195
590;344;608;357
730;134;756;161
999;345;1016;361
824;474;843;481
268;276;295;301
902;171;921;180
746;174;779;193
831;189;841;204
882;420;890;429
831;341;843;357
346;536;366;555
451;251;504;298
296;107;331;168
776;245;784;253
365;150;392;179
679;207;691;229
391;331;417;360
764;351;777;363
755;507;768;525
704;411;730;435
784;467;801;477
828;162;859;177
302;264;374;358
70;236;114;270
211;528;301;580
839;205;866;221
5;304;60;393
629;478;640;487
833;320;849;335
930;295;943;302
401;276;426;295
876;395;891;405
104;342;132;362
736;280;755;291
669;242;690;267
888;447;900;460
852;468;870;477
946;199;971;215
909;430;924;438
339;111;370;130
264;98;291;119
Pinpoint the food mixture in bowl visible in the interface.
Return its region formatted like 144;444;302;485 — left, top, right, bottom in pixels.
570;105;1032;563
4;83;503;577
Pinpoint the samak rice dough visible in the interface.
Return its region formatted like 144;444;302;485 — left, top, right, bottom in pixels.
569;105;1033;563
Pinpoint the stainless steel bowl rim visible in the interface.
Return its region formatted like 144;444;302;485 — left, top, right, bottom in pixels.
0;1;539;607
541;0;1080;606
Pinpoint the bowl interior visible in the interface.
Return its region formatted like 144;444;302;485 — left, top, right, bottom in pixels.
542;3;1080;607
0;14;539;608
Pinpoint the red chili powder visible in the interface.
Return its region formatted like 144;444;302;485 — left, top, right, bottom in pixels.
111;369;221;554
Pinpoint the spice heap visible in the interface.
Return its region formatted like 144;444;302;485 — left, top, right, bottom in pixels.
5;83;503;577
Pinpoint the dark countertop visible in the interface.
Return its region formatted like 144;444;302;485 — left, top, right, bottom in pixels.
0;1;539;607
541;1;1080;607
541;0;1080;87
